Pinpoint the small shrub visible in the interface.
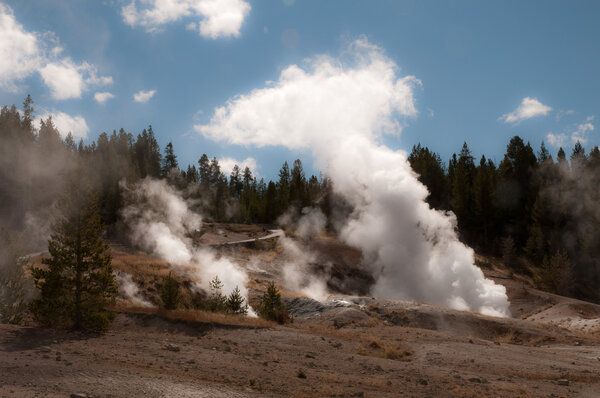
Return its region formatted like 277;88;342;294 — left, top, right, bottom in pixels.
207;276;227;312
160;273;179;310
225;286;248;315
384;348;412;361
256;282;290;324
0;257;31;325
297;369;307;379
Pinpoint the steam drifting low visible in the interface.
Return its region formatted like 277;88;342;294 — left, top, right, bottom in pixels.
197;37;511;317
121;179;252;308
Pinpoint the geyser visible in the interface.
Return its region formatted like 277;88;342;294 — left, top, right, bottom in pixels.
197;37;511;317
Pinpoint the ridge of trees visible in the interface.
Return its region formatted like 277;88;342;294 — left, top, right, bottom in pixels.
1;96;600;303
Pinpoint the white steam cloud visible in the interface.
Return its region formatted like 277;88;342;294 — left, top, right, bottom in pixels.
115;271;153;307
121;178;253;310
197;37;510;317
277;207;329;301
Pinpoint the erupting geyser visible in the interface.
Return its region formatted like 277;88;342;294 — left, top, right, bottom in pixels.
197;37;511;317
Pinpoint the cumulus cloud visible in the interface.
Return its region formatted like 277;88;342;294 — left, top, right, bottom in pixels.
218;156;258;176
0;3;42;91
546;116;595;147
39;60;84;100
0;4;112;98
121;0;251;39
39;60;113;100
196;38;421;148
94;91;116;104
500;97;552;124
197;37;510;317
36;111;89;139
133;89;156;103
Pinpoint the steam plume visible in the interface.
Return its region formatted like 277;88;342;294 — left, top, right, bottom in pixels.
121;178;252;308
115;271;153;307
197;37;510;317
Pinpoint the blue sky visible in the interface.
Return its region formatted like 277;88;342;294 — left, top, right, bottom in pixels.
1;0;598;179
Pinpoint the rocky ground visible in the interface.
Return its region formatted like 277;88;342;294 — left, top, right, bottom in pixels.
3;223;600;397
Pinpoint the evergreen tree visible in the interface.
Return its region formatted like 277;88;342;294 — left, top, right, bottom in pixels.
472;156;497;251
408;144;448;210
277;161;291;211
207;275;226;312
30;172;117;331
198;154;211;188
225;286;248;315
290;159;307;207
256;282;290;324
557;147;567;165
537;141;552;163
451;142;476;241
570;141;586;173
185;164;199;184
161;141;179;175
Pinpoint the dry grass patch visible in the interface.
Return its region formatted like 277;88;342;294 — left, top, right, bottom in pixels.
113;305;274;328
356;336;413;361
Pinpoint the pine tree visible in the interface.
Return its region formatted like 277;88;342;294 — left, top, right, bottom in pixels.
225;286;248;315
256;282;290;324
30;172;117;331
161;141;179;175
207;276;226;312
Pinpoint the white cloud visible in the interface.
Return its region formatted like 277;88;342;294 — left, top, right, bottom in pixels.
38;60;112;100
37;111;89;139
121;0;251;39
500;97;552;124
571;116;595;145
94;91;115;104
196;37;420;148
39;60;84;100
546;132;568;148
218;156;258;176
0;4;112;98
546;116;595;147
0;4;42;91
133;89;156;103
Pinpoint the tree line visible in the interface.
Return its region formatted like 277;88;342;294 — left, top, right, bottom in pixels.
0;96;327;241
1;95;599;309
409;137;600;301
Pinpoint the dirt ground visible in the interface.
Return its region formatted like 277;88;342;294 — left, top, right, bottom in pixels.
4;223;600;397
1;307;599;398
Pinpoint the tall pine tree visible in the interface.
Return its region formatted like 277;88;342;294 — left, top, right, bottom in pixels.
31;171;117;331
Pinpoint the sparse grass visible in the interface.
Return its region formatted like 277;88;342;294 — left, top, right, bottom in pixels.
520;303;554;320
356;336;413;361
383;347;413;361
493;329;521;345
111;304;275;328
